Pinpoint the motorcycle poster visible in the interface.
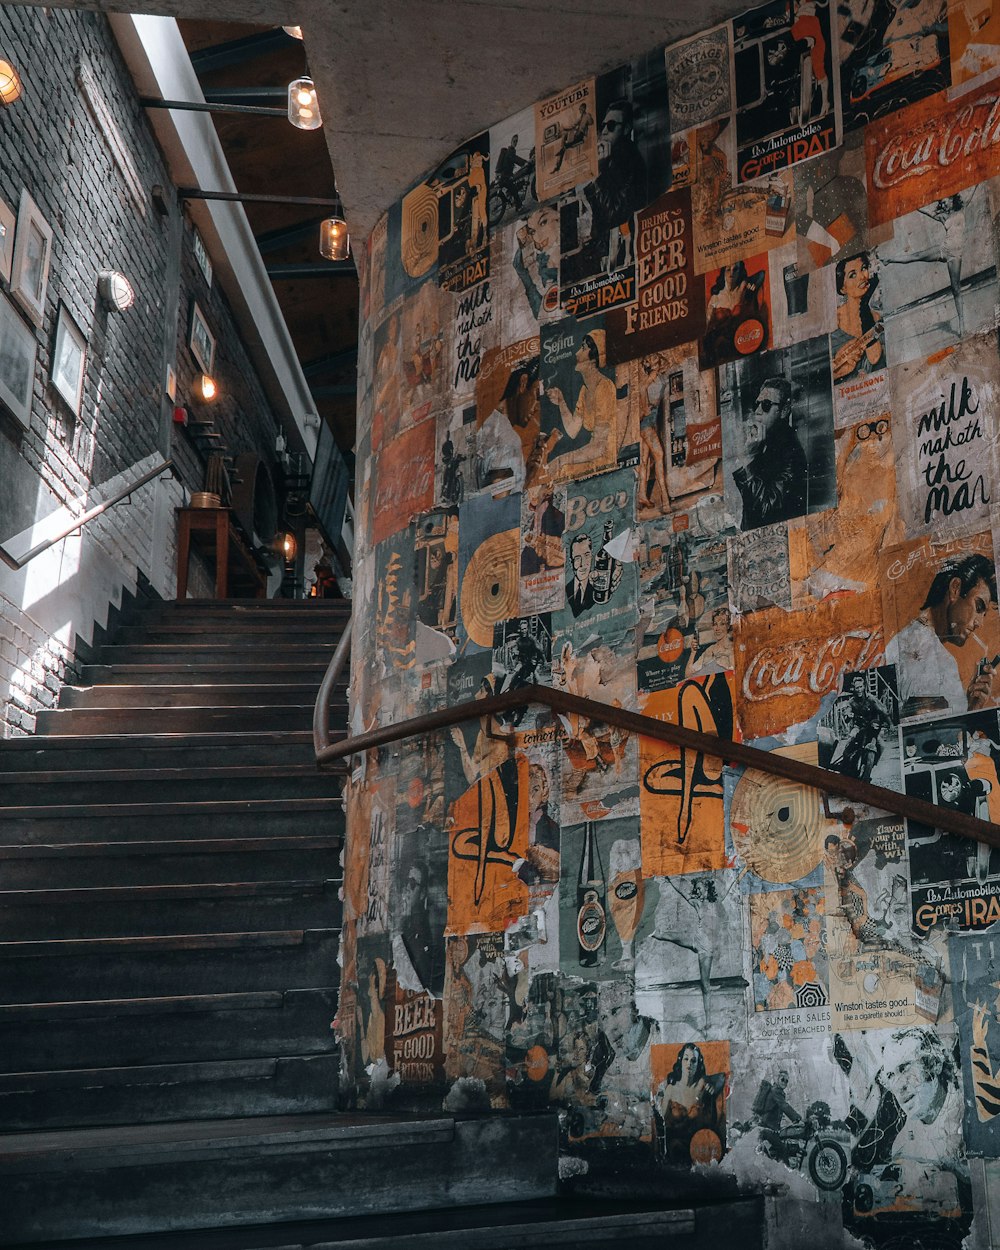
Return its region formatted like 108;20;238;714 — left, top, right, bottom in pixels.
488;105;539;232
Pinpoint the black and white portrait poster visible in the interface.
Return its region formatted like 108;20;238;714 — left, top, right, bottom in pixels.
719;335;837;531
891;335;999;539
731;0;840;184
487;104;540;232
665;25;731;130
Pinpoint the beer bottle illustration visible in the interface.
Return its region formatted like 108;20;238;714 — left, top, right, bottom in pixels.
590;520;615;603
577;821;607;966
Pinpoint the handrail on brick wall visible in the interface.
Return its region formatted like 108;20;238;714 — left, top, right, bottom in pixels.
315;671;1000;852
0;460;174;572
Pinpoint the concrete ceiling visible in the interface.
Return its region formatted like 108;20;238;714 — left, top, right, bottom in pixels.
33;0;752;241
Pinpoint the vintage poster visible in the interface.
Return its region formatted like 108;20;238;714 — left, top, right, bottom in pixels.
636;527;731;695
487;104;540;232
951;928;1000;1156
534;77;599;203
639;673;736;877
829;251;890;431
748;886;831;1042
557;49;672;323
948;0;1000;87
443;931;520;1098
537;318;624;483
391;817;449;995
435;404;476;509
372;301;403;451
385;977;446;1089
699;252;772;369
865;76;999;228
411;134;491;295
553;465;638;637
491;613;552;694
731;0;839;184
816;666;900;788
891;339;999;540
558;818;653;981
414;508;459;644
374;530;417;674
628;347;722;530
364;212;388;324
554;627;639;825
826;815;945;1033
520;487;566;615
474;337;540;497
768;240;837;349
727;522;793;614
728;744;832;889
456;491;521;655
446;751;531;936
881;529;1000;720
833;1027;969;1236
840;0;951;131
491;213;558;347
398;278;449;426
605;189;704;364
793;129;893;274
902;709;1000;934
734;590;884;739
689;118;795;275
450;281;494;400
665;26;731;129
651;1040;729;1164
353;932;391;1081
635;869;746;1041
718;336;837;532
371;421;436;546
876;188;998;371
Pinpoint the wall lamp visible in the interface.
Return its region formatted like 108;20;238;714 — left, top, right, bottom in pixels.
196;374;218;402
98;269;135;313
0;59;21;106
282;26;304;39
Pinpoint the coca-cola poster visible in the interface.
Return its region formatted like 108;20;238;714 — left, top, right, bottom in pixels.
718;335;836;532
639;673;737;876
875;190;998;369
734;590;884;740
699;253;773;369
840;0;950;133
891;337;999;539
605;189;704;364
558;817;653;982
731;0;840;184
865;76;1000;227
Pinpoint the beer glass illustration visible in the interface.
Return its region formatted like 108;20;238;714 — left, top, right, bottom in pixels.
609;838;644;971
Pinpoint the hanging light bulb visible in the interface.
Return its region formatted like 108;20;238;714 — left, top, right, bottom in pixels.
0;59;21;106
282;25;304;39
196;373;218;402
319;214;350;261
287;77;321;130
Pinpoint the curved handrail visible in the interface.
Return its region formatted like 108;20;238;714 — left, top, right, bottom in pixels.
312;615;353;759
0;459;174;571
316;680;1000;852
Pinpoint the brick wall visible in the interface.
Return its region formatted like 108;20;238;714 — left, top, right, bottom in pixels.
0;7;285;735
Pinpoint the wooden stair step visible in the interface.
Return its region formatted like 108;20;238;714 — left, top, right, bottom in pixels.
0;731;317;772
114;621;348;639
59;684;332;709
78;663;337;686
0;879;341;940
0;989;338;1071
0;769;338;806
0;1053;340;1131
0;928;341;1004
95;644;339;665
34;704;329;735
0;797;345;845
138;599;352;614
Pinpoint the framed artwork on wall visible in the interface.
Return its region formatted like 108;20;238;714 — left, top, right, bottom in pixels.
0;291;37;429
189;300;216;374
0;196;16;284
10;189;53;326
193;228;213;287
51;303;87;417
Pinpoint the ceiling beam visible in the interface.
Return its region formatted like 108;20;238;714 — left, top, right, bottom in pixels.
303;348;358;378
189;28;292;75
266;262;357;279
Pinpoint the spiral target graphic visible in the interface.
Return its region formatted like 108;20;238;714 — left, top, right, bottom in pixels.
730;770;823;884
401;183;439;277
460;531;520;648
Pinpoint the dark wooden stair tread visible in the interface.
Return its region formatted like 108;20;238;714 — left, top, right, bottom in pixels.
0;880;331;902
0;990;325;1022
0;836;340;858
0;929;334;957
0;794;345;821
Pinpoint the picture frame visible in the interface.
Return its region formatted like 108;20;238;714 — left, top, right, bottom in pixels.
0;291;37;430
193;228;213;287
10;189;53;327
189;300;216;374
0;196;15;284
51;303;87;417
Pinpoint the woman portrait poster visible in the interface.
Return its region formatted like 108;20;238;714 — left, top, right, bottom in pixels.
651;1040;729;1165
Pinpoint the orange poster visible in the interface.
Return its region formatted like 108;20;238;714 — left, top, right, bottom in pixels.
446;755;530;935
639;673;736;877
865;78;1000;228
371;421;435;545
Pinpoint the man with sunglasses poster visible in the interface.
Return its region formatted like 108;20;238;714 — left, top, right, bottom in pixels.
731;376;807;530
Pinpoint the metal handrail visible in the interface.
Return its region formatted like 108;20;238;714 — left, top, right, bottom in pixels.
316;678;1000;852
0;459;174;572
312;615;353;759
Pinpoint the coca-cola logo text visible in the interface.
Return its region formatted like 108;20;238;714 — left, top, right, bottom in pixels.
871;92;1000;191
741;630;884;702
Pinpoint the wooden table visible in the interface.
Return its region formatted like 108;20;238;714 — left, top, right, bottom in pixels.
175;506;267;600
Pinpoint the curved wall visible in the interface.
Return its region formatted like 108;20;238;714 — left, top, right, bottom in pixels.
342;4;1000;1242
